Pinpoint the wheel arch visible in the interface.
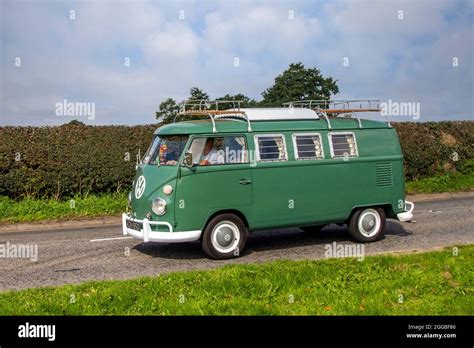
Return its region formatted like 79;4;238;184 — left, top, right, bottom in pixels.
202;209;249;237
346;203;393;223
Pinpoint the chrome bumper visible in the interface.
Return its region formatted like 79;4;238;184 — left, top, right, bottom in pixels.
397;201;414;222
122;213;201;243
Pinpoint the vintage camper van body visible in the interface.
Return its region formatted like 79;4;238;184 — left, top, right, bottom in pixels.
123;103;414;259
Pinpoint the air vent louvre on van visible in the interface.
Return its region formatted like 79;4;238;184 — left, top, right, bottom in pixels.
376;163;393;187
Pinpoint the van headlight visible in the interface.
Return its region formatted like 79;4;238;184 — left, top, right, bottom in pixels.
127;192;132;208
151;197;167;216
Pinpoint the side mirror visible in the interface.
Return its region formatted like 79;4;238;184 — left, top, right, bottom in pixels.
183;151;193;168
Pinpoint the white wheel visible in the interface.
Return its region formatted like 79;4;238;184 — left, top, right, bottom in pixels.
202;214;248;259
349;207;386;242
211;221;241;254
357;209;381;238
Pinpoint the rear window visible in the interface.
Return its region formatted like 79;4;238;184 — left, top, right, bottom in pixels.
255;135;287;162
329;133;358;158
293;133;324;160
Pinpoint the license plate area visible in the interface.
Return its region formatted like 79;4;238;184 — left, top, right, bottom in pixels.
126;220;142;231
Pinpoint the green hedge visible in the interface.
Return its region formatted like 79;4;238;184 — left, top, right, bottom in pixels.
0;123;157;199
0;121;472;199
392;121;474;180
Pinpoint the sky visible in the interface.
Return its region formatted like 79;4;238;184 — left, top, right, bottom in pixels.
0;0;472;126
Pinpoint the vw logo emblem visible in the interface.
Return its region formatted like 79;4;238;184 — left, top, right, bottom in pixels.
135;175;146;199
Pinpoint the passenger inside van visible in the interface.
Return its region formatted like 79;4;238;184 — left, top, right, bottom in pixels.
199;138;223;165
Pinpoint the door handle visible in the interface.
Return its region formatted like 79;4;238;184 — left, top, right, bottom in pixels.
239;179;252;185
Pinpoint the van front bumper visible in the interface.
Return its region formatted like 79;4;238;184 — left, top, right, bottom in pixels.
397;201;414;222
122;213;201;243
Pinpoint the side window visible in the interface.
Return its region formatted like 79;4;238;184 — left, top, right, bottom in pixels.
293;133;324;160
255;134;288;162
188;136;247;166
328;132;358;158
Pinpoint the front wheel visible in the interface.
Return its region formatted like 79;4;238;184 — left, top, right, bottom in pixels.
348;207;386;242
202;214;248;260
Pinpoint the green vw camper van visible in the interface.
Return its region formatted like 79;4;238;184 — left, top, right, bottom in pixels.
123;100;414;259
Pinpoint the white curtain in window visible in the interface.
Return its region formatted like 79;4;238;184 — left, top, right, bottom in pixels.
233;136;247;162
275;137;284;160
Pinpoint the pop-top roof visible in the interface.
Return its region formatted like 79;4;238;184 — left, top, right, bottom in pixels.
225;108;319;121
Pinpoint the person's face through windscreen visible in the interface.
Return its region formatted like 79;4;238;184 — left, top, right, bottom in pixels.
203;138;214;155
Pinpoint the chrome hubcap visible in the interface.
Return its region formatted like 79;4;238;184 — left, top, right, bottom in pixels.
362;215;376;231
216;226;235;248
358;209;381;237
211;221;240;253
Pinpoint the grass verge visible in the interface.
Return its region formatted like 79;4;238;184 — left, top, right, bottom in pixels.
0;245;472;315
0;193;127;223
406;171;474;194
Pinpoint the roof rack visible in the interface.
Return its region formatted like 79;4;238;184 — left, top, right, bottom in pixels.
175;99;252;133
180;99;245;113
172;99;389;133
282;99;390;128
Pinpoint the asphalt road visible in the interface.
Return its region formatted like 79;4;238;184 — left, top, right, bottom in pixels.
0;194;472;292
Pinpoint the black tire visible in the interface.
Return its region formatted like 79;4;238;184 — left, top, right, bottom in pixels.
202;214;248;260
300;225;325;233
348;207;386;243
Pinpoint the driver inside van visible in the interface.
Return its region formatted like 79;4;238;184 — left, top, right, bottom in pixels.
199;138;223;165
159;143;179;165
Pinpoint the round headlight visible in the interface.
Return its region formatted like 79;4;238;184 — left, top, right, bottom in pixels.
163;185;173;195
151;197;167;216
127;192;132;208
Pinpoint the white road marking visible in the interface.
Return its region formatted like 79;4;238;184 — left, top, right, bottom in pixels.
90;236;133;242
416;210;443;214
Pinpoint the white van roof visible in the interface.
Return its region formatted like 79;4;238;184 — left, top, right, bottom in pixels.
228;108;319;121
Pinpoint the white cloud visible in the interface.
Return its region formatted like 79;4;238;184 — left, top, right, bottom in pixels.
144;23;200;58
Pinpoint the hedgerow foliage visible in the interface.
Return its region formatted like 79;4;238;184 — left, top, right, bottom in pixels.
392;121;474;180
0;121;472;199
0;123;157;199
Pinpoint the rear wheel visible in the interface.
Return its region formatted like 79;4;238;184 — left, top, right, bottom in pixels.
348;207;385;242
202;214;248;260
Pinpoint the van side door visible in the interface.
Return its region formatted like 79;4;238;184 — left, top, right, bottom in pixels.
250;133;299;229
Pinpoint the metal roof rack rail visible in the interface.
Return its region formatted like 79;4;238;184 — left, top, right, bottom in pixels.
176;99;252;133
283;99;390;128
